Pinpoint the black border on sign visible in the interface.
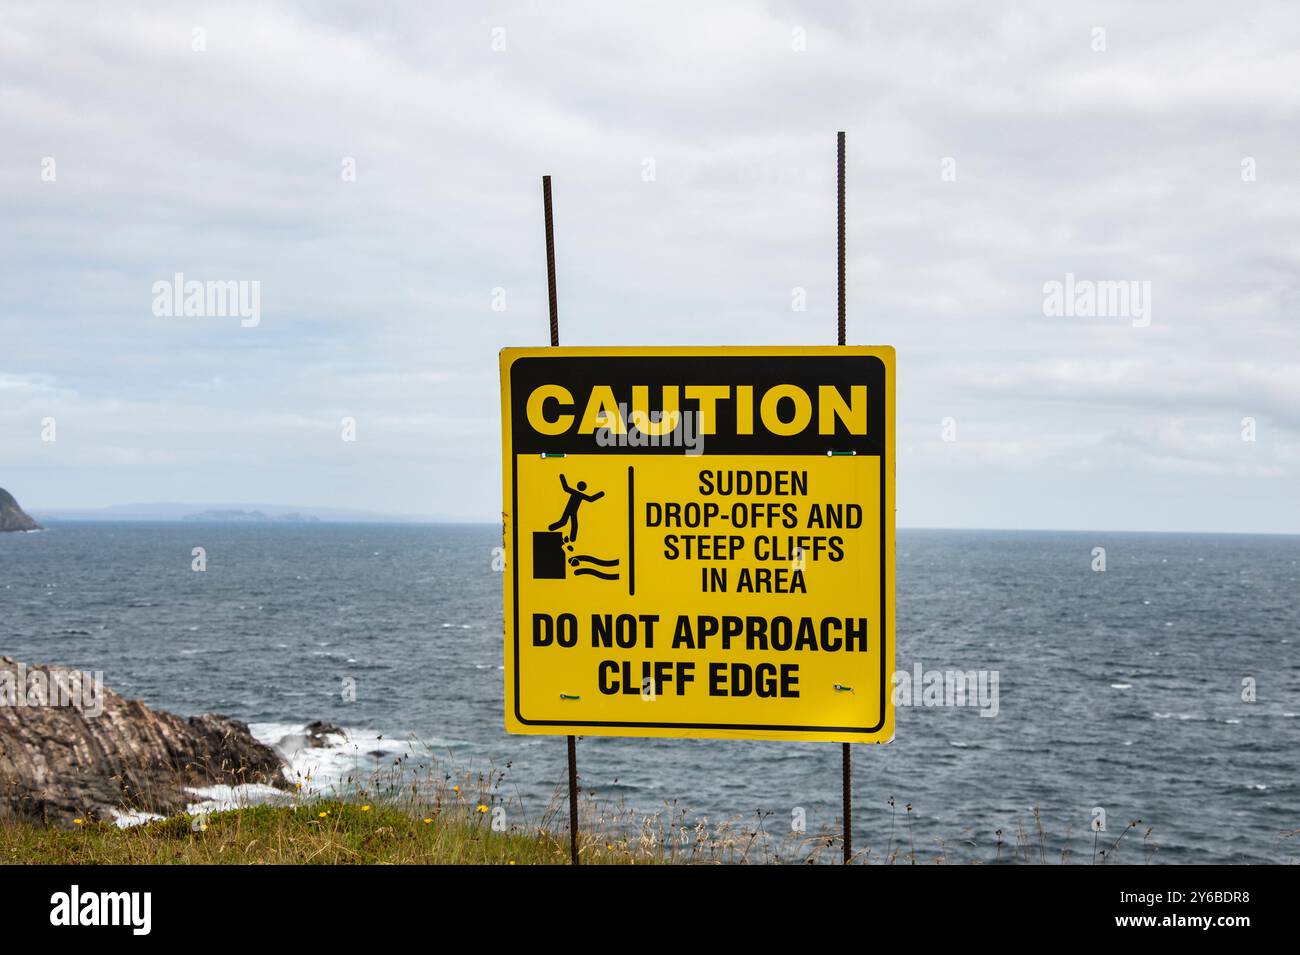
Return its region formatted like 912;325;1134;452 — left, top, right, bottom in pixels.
509;363;889;736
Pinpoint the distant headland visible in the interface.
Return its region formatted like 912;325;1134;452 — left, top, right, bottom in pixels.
27;502;466;524
0;488;41;532
182;509;322;523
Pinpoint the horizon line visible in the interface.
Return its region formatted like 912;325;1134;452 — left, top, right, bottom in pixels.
21;515;1300;538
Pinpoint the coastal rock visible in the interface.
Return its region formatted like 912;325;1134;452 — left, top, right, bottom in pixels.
303;720;346;747
0;658;289;825
0;488;41;532
262;720;346;761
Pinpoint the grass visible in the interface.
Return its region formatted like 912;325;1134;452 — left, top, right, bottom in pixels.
0;750;814;864
0;741;1196;864
0;795;1175;865
0;801;579;865
0;796;834;865
0;759;852;864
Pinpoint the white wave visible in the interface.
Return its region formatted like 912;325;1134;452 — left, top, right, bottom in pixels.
112;808;164;828
1110;683;1132;690
108;721;473;822
184;783;291;814
250;722;461;800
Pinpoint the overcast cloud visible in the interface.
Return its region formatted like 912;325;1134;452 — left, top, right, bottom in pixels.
2;1;1298;532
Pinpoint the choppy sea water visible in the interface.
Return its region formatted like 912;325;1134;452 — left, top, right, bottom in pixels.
2;523;1297;862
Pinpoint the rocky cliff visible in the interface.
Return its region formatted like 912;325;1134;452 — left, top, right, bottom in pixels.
0;487;41;532
0;658;289;825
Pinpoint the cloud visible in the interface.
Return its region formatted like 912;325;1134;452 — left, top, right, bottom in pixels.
2;1;1298;531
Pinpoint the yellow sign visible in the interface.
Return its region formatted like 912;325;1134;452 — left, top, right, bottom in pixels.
500;346;894;743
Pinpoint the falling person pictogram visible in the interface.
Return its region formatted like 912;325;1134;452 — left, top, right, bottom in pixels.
547;474;604;543
532;474;620;581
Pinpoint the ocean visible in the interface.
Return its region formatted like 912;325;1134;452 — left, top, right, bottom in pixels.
2;522;1296;863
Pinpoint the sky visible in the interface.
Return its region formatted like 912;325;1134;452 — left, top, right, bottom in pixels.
2;1;1298;532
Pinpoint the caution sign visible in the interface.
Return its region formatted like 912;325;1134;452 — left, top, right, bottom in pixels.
500;346;894;742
